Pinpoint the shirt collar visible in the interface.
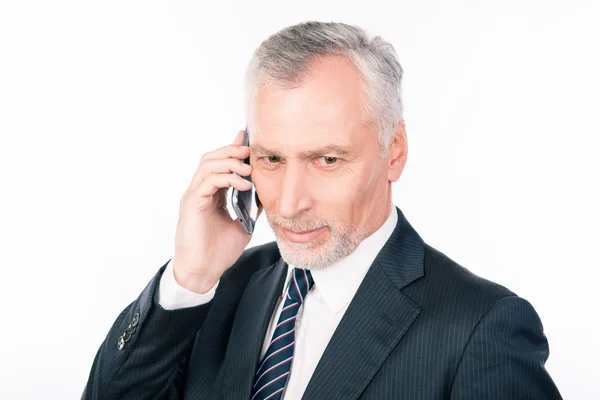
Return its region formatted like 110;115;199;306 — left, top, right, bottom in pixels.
283;203;398;315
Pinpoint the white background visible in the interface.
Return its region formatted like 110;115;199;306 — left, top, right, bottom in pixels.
1;0;598;398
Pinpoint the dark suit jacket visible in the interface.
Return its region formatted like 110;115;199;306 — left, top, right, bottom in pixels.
82;207;562;399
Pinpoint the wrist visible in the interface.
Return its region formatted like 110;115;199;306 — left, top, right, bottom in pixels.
172;264;219;295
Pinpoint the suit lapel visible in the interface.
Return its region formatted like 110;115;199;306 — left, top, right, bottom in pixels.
301;207;426;400
221;258;287;400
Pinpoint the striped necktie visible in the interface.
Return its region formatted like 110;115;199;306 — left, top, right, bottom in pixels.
250;267;314;400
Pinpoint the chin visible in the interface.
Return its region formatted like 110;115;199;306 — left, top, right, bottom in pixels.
275;236;359;271
268;218;366;269
275;239;327;270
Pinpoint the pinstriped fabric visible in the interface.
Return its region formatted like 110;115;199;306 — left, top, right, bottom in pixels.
250;268;314;400
83;208;562;400
448;295;560;399
301;260;420;399
350;245;562;399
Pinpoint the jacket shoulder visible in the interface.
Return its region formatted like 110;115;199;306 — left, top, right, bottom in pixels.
428;243;515;295
407;243;518;323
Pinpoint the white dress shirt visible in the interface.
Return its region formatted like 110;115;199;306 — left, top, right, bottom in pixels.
158;204;398;399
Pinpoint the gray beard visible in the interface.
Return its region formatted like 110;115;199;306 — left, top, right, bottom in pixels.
268;217;367;270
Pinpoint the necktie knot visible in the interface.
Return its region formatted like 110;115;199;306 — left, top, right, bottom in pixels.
287;268;314;304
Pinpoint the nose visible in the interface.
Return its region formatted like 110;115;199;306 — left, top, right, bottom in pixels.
276;163;313;219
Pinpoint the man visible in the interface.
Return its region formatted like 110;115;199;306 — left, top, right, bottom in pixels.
82;21;562;399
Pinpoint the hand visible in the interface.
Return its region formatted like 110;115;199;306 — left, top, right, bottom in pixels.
172;130;256;294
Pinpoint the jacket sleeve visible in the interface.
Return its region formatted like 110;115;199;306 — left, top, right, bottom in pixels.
450;295;562;399
81;259;212;400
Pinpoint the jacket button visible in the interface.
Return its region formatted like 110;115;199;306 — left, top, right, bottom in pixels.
126;324;137;335
131;312;140;327
117;336;125;350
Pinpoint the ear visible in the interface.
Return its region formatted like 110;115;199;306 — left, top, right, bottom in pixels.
387;120;408;183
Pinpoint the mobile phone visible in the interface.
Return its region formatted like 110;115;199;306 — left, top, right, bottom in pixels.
231;126;260;234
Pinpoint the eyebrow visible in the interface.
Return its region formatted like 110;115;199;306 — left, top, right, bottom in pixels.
250;144;352;159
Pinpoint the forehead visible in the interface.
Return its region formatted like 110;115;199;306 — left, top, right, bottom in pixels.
250;56;372;151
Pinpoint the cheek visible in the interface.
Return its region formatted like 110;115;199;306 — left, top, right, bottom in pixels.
251;169;282;211
310;169;372;206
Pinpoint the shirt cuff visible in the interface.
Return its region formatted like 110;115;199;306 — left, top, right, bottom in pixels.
157;258;219;310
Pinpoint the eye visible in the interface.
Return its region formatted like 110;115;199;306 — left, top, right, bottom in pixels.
319;156;338;166
266;155;281;163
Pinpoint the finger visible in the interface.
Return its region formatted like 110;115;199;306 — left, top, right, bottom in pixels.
190;158;252;189
196;173;252;198
204;158;252;175
200;143;250;162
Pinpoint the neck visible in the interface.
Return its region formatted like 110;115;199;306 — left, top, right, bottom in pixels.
362;185;393;240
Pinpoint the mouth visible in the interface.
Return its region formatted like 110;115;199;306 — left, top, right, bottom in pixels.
280;227;325;243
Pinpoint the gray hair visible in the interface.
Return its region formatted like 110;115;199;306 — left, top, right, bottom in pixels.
244;21;404;153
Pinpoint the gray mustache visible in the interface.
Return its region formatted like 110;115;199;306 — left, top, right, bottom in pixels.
268;216;330;232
